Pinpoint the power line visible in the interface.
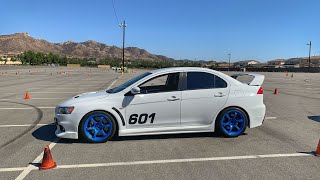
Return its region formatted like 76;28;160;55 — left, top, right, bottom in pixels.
111;0;120;25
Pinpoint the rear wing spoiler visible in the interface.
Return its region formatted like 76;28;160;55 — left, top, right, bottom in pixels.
230;73;265;86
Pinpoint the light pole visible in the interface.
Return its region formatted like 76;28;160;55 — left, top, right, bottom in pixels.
119;20;127;75
306;41;311;72
228;53;231;71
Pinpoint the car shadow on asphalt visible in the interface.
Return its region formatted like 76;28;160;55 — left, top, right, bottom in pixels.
32;124;248;144
308;115;320;123
32;124;57;143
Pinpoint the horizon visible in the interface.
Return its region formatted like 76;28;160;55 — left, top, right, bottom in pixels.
1;0;320;62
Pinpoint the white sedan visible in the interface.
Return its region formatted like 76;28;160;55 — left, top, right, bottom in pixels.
54;67;266;143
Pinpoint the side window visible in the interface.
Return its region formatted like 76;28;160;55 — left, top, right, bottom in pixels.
139;73;180;94
214;75;227;88
187;72;214;90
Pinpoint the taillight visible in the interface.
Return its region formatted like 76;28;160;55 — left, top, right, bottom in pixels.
257;87;263;94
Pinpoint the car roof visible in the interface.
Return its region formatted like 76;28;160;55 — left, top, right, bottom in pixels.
148;67;243;86
149;67;214;74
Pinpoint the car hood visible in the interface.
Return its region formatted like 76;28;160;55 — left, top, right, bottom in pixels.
59;90;109;106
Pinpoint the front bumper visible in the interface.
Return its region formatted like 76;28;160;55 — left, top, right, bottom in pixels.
54;115;79;139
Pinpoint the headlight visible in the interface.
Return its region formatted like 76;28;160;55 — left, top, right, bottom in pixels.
57;106;75;114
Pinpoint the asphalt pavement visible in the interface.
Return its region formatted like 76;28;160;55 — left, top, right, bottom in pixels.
0;66;319;180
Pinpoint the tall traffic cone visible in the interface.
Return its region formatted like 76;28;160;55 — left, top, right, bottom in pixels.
274;89;278;95
315;140;320;156
39;145;57;170
24;92;30;100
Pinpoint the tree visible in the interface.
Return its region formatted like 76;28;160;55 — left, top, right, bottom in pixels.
10;57;16;62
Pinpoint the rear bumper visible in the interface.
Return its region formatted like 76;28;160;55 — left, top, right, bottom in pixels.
248;104;266;128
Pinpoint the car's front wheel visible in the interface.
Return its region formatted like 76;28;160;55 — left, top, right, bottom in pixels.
79;111;116;143
216;107;248;137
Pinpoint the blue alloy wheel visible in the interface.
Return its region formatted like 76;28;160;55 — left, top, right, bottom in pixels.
220;109;246;137
83;113;113;142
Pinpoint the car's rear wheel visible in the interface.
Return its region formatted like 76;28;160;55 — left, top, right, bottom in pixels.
79;111;116;143
216;108;248;137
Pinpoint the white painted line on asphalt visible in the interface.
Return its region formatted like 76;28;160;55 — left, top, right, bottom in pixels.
0;123;54;128
0;98;65;100
1;152;313;174
28;87;81;89
26;98;66;100
1;92;78;94
15;138;59;180
54;153;312;170
34;84;97;87
0;167;27;172
265;117;277;120
30;92;79;94
107;76;119;89
0;107;55;110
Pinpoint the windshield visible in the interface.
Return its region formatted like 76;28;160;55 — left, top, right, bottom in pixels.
107;72;151;93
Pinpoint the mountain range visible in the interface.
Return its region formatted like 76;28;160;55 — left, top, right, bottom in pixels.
0;33;172;61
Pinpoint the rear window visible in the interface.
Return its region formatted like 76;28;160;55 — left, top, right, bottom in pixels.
215;75;227;88
186;72;227;90
187;72;214;90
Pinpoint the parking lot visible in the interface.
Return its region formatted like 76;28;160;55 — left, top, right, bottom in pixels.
0;66;319;180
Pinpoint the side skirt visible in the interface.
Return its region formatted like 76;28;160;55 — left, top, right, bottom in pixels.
118;125;214;137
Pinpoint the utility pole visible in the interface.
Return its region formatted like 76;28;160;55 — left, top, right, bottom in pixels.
228;53;231;71
306;41;311;72
119;20;127;75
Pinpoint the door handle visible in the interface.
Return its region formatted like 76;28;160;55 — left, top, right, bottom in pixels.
167;96;180;101
214;92;226;97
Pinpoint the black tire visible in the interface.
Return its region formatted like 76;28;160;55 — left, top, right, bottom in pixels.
79;111;117;143
215;107;248;138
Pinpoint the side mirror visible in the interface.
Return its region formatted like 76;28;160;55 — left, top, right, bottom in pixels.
130;86;140;95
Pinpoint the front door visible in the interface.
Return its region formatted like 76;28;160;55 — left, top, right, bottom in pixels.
124;73;181;129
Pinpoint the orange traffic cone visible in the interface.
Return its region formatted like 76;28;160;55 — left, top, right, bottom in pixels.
274;89;278;95
315;140;320;156
39;145;57;170
24;92;30;100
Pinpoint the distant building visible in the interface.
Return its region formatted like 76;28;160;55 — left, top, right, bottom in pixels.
268;59;285;65
234;60;259;67
217;63;234;68
249;63;269;68
0;52;22;65
283;63;300;68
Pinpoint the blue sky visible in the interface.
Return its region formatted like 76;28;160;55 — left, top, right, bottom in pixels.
1;0;319;62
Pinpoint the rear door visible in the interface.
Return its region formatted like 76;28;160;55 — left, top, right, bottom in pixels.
181;71;229;126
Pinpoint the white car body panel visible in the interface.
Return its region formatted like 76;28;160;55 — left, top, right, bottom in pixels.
54;67;266;139
124;91;181;129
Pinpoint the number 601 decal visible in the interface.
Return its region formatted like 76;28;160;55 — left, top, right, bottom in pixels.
129;113;156;124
